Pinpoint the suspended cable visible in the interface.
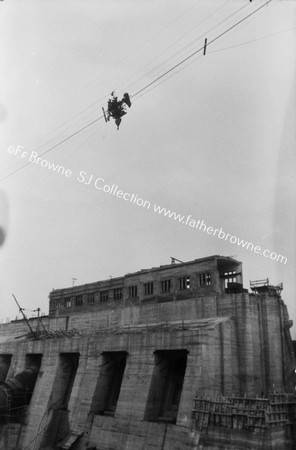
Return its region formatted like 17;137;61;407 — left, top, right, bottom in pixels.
0;1;253;180
23;0;232;159
0;116;104;182
118;0;236;95
0;0;272;184
0;125;101;218
210;26;296;54
132;0;272;99
6;2;199;161
0;106;104;179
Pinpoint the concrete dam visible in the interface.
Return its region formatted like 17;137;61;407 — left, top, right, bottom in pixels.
0;255;295;449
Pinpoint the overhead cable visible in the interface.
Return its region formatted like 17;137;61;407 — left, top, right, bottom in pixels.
0;0;272;183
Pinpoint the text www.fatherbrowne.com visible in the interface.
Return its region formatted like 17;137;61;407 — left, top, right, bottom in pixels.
153;205;287;264
7;147;288;265
76;170;287;265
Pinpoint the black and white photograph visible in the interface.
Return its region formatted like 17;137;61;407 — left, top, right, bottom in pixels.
0;1;295;449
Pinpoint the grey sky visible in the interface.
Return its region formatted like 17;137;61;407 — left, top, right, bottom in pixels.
1;0;295;335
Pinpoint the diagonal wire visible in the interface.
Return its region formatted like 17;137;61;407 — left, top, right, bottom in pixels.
0;0;272;184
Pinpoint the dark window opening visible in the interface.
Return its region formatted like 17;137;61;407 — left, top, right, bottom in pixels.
64;297;72;308
22;354;43;401
144;282;154;296
0;354;12;382
55;300;61;309
199;273;211;287
100;290;109;302
161;279;171;293
179;276;190;290
75;295;83;306
3;354;43;423
114;288;123;300
224;271;237;288
90;351;127;416
48;353;79;410
128;286;138;298
50;300;59;311
87;293;95;304
144;350;187;424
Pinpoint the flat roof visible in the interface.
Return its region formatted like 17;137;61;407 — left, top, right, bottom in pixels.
50;255;241;295
125;255;241;277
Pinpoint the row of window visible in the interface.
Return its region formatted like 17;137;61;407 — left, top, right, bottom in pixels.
60;288;124;308
52;273;212;309
130;274;211;297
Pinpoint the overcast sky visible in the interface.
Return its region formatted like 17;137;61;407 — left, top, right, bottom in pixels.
1;0;295;335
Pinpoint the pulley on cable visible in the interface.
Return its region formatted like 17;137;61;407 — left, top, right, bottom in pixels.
102;92;132;130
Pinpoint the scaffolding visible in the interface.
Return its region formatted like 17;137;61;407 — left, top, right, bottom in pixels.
192;393;296;432
250;279;283;296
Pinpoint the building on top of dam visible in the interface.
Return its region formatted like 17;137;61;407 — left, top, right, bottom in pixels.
48;255;245;317
0;255;295;450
